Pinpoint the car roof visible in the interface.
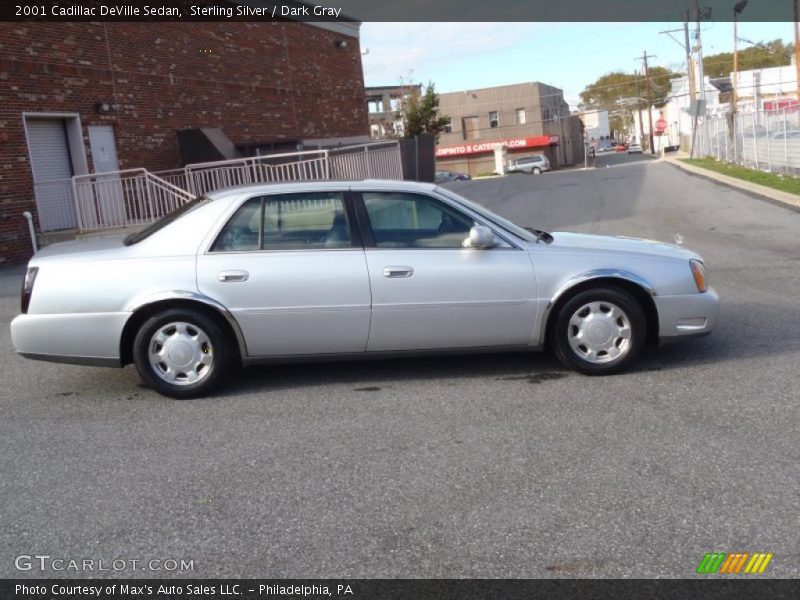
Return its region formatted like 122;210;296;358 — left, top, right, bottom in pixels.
204;179;439;200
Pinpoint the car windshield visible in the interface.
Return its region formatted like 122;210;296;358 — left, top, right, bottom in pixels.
124;196;211;246
437;188;538;243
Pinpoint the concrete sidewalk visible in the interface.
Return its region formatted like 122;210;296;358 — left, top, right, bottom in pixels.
665;156;800;211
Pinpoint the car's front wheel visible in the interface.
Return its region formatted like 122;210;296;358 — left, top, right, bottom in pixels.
551;286;646;375
133;308;230;399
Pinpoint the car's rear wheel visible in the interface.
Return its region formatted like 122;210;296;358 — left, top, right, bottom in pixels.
133;308;229;399
551;286;646;375
532;167;541;175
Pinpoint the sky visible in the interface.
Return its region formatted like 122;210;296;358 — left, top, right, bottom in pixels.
360;22;793;108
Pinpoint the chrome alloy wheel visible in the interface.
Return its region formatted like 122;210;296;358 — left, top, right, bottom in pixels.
567;301;632;364
148;321;214;386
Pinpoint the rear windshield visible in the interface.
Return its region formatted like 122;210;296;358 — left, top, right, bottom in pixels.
124;196;211;246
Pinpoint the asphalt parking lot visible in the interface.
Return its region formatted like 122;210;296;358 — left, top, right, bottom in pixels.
1;153;799;578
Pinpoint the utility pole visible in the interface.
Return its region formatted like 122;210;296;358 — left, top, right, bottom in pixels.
660;16;696;154
634;70;646;145
683;13;696;103
794;0;800;101
733;1;748;115
636;51;657;155
693;0;706;103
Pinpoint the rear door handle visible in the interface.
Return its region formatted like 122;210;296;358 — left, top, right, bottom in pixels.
382;266;414;278
218;270;249;282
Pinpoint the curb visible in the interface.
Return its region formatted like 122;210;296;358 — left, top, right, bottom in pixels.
665;158;800;211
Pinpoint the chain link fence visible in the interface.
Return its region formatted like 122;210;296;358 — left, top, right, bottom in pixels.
696;108;800;174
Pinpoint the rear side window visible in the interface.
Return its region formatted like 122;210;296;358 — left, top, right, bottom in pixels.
211;192;352;252
124;196;211;246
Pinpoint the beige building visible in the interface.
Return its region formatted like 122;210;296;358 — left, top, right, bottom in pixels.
366;84;421;139
435;82;585;175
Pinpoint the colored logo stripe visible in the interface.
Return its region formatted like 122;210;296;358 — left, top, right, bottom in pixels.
744;553;773;574
696;552;773;574
719;553;749;574
697;553;726;574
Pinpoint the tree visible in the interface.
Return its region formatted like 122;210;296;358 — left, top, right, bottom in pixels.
401;81;450;142
702;39;793;79
579;67;680;136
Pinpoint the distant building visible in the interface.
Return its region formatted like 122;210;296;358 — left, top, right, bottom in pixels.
577;109;611;147
366;84;422;139
634;64;800;152
434;82;585;176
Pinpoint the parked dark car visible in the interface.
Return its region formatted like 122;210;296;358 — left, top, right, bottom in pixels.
435;170;471;183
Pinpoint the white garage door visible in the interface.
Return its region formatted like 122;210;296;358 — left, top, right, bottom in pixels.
26;118;78;231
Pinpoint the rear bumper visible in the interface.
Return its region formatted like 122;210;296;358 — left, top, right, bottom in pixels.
655;287;719;340
10;312;128;367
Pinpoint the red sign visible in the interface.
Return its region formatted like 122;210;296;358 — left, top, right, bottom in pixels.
764;98;800;111
436;135;558;158
655;118;668;133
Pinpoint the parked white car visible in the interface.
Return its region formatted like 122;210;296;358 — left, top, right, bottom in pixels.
628;143;643;154
507;155;550;174
11;180;718;398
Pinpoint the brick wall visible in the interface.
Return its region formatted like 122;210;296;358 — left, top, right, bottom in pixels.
0;22;368;264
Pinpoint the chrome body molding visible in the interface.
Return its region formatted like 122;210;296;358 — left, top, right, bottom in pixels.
125;290;250;361
537;269;657;346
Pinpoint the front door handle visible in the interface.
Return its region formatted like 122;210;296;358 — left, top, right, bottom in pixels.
218;270;249;283
382;266;414;278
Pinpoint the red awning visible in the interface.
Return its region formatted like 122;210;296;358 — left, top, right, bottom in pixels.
436;135;559;158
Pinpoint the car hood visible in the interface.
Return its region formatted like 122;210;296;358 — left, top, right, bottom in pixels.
546;232;701;261
31;235;128;261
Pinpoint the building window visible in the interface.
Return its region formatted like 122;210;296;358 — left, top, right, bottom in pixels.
515;108;526;125
489;111;499;128
393;120;404;136
367;98;384;113
390;97;401;112
462;116;480;140
443;118;452;134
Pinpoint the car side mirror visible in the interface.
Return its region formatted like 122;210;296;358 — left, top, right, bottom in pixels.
463;224;496;249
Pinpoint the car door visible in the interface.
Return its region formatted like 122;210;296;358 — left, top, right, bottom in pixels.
197;190;371;357
355;190;538;352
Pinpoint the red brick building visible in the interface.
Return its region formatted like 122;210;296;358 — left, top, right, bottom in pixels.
0;20;368;264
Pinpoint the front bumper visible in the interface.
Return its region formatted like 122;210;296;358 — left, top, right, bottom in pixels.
654;287;719;340
10;312;128;367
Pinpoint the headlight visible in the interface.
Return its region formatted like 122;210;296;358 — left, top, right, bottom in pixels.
690;260;708;293
20;266;38;314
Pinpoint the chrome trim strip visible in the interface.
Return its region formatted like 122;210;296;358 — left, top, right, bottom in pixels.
19;352;121;368
537;269;657;346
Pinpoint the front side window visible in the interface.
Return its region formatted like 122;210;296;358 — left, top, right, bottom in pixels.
212;192;351;252
362;192;473;249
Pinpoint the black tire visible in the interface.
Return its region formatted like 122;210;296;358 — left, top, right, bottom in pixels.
133;308;230;399
551;286;646;375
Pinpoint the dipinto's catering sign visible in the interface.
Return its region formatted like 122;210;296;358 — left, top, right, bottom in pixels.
436;135;559;157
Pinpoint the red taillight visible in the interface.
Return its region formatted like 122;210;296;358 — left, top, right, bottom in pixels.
20;267;38;313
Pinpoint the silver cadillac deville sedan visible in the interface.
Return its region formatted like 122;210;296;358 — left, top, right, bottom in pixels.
11;180;719;398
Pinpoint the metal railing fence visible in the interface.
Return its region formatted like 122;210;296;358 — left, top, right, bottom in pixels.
696;108;800;174
35;140;404;232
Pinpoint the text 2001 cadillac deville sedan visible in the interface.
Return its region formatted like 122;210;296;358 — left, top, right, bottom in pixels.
11;180;719;398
